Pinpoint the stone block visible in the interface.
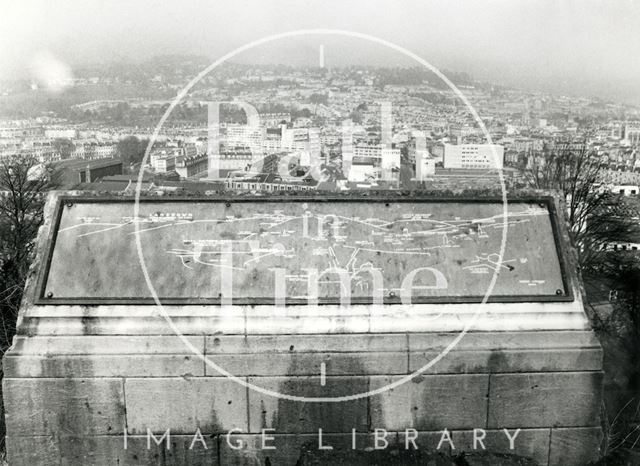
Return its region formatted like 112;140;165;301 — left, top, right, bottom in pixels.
5;435;60;466
4;354;204;378
10;335;205;356
125;377;247;434
452;428;550;466
409;331;602;374
22;315;245;336
219;433;400;466
488;372;603;428
3;378;125;436
59;435;219;466
548;427;602;466
410;349;602;374
205;352;407;376
205;334;407;354
409;331;600;352
397;430;454;454
369;374;489;430
246;376;369;433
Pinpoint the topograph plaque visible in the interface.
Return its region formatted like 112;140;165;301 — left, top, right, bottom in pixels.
38;196;571;304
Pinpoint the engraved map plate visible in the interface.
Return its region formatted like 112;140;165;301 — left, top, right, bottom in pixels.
39;197;570;304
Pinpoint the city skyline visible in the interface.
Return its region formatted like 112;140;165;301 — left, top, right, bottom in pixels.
1;0;640;104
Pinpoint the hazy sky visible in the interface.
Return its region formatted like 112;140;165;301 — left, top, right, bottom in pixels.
1;0;639;101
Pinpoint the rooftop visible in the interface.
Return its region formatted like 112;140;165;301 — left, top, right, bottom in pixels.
56;157;122;171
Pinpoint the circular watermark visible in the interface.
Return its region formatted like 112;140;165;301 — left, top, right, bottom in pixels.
134;29;507;402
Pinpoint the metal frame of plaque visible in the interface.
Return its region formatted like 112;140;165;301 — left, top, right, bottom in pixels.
34;194;574;306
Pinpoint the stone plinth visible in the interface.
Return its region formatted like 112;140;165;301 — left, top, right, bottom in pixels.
2;192;603;465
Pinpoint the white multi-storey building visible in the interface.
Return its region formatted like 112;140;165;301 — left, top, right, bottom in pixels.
623;122;640;145
260;113;291;127
308;127;321;167
175;153;208;178
152;156;176;173
44;128;78;139
351;143;400;181
415;150;435;180
348;159;380;183
353;144;400;170
225;125;265;159
443;144;504;169
210;146;253;172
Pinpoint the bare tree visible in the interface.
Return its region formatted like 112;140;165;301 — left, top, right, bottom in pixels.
524;140;632;272
525;139;640;347
0;154;60;352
